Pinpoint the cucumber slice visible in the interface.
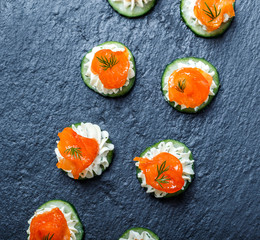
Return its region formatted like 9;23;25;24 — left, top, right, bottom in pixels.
161;57;219;113
119;227;159;240
108;0;157;18
57;122;114;180
29;200;84;240
136;139;195;198
81;41;136;97
180;0;234;37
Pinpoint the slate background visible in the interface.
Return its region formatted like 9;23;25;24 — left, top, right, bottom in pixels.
0;0;259;239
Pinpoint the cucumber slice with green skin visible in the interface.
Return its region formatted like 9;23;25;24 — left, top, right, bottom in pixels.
58;123;114;180
108;0;157;18
136;139;195;198
29;200;84;240
161;57;220;113
81;41;136;97
180;0;235;38
119;227;159;240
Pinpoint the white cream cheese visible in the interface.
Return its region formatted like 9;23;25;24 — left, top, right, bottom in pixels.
84;44;135;95
163;59;217;111
27;206;78;240
181;0;231;31
136;141;194;198
55;122;114;179
119;230;156;240
113;0;153;11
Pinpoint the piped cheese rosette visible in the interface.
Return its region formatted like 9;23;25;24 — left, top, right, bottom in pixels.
162;57;219;113
55;122;114;180
181;0;235;37
134;140;195;198
27;200;84;240
119;227;159;240
81;41;135;97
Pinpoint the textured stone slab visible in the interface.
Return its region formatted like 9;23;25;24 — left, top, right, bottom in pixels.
0;0;259;239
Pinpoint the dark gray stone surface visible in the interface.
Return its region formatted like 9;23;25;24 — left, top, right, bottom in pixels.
0;0;259;239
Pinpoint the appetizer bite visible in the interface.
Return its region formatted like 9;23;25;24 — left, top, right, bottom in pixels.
162;57;219;113
81;41;136;97
27;200;84;240
181;0;235;37
119;227;159;240
55;122;114;180
108;0;157;18
134;140;194;198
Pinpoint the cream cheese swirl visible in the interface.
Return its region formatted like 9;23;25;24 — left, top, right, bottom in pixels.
119;230;156;240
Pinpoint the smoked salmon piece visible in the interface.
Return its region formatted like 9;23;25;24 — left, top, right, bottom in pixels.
194;0;235;31
29;208;70;240
134;152;184;193
91;48;130;89
57;127;99;179
168;67;212;108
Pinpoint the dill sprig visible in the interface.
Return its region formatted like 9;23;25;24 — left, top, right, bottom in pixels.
43;233;54;240
175;79;186;93
96;54;119;70
203;2;221;23
64;147;82;160
155;161;171;188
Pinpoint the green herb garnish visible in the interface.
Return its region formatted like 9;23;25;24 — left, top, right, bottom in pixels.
64;147;82;160
43;233;54;240
175;79;186;93
96;54;119;71
203;2;221;23
155;161;171;188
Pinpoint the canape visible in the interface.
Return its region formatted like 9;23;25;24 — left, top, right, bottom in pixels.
27;200;84;240
81;41;135;97
119;227;159;240
162;57;219;113
134;140;195;198
181;0;235;37
108;0;157;18
55;122;114;180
